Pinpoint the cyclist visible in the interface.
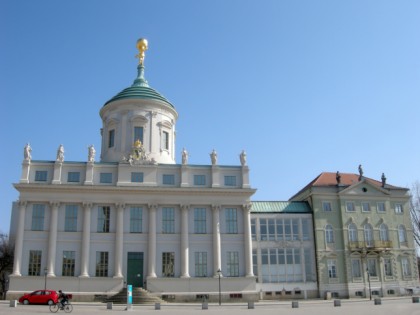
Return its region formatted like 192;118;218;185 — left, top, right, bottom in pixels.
58;290;68;309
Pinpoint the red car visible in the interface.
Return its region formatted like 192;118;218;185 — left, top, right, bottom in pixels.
19;290;59;305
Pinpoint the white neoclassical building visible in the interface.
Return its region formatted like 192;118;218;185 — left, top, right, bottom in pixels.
8;39;257;301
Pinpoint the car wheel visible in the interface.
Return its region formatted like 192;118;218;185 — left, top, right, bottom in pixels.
48;300;54;305
23;299;29;305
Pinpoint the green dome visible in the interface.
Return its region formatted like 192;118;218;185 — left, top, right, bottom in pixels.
104;65;174;108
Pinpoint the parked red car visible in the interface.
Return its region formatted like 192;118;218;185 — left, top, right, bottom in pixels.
19;290;59;305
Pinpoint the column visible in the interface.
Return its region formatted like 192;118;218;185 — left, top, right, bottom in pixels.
243;203;254;277
12;201;27;276
114;203;124;278
212;205;222;276
180;205;190;278
47;202;59;276
147;204;157;278
80;203;92;277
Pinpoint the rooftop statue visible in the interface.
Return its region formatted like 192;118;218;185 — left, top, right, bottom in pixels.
88;145;96;162
24;143;32;161
56;144;64;162
210;149;217;165
182;148;189;165
239;150;247;166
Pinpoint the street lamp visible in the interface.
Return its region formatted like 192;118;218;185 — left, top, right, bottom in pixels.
217;269;222;305
366;267;372;300
44;267;48;290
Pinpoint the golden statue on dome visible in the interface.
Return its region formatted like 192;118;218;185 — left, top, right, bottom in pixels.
136;38;148;65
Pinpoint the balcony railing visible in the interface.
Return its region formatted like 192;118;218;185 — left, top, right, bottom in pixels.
349;240;392;250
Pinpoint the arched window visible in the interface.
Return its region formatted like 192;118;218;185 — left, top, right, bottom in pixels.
379;224;389;241
348;223;358;242
364;224;374;247
398;225;407;244
325;224;334;243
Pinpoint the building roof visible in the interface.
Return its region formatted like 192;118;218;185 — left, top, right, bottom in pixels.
251;201;312;213
290;172;408;200
104;64;174;108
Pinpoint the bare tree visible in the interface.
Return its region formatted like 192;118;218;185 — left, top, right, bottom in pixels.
0;233;13;298
410;181;420;248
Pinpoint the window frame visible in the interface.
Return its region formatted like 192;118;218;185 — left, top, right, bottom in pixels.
67;172;80;183
162;207;175;234
194;208;206;234
31;204;45;231
108;129;115;148
194;252;207;277
322;201;332;212
95;251;109;277
225;208;238;234
97;206;110;233
35;170;48;182
224;176;237;186
28;250;42;276
130;207;143;233
64;205;78;232
395;203;403;214
131;172;144;183
162;174;175;185
62;251;75;277
226;251;239;277
193;175;206;186
100;173;113;184
377;202;386;213
346;202;355;212
325;224;334;243
361;202;371;212
162;252;175;277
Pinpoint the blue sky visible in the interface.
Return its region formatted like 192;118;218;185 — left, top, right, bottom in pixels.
1;1;420;234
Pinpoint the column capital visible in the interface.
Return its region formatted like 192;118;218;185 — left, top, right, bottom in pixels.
82;202;93;209
148;204;158;210
115;203;126;210
49;201;61;208
18;200;27;208
211;204;220;211
181;204;190;211
242;203;252;212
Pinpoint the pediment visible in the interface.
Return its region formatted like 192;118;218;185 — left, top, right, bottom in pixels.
130;115;148;124
339;179;390;197
158;120;173;129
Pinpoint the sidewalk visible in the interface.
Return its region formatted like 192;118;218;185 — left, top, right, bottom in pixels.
0;298;419;315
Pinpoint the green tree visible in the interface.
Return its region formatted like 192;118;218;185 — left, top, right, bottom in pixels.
0;233;13;298
410;181;420;248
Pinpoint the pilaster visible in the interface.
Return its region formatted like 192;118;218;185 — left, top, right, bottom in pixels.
180;204;190;278
80;202;92;277
212;205;221;276
147;204;157;278
114;203;125;278
47;202;60;276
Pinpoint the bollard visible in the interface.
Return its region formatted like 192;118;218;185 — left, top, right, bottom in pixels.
202;302;208;310
248;301;254;309
413;296;420;303
292;301;299;308
334;299;341;307
374;298;382;305
155;302;161;310
9;300;17;308
107;302;113;310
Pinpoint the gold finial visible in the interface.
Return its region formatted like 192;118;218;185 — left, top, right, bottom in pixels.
136;38;148;65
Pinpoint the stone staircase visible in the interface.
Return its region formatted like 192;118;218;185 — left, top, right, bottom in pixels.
105;287;166;304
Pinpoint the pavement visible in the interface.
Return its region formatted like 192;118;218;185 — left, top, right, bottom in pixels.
1;298;420;315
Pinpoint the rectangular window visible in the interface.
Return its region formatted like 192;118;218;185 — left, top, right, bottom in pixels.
163;174;175;185
276;219;284;241
162;252;175;277
95;251;109;277
327;259;337;278
194;208;206;234
226;251;239;277
193;175;206;186
35;170;47;182
268;219;276;241
377;202;386;212
351;259;361;278
162;207;175;234
395;203;403;214
64;205;78;232
108;129;115;148
100;173;112;184
62;251;75;276
384;258;393;276
292;219;299;240
195;252;207;277
284;219;292;240
302;219;310;241
31;204;45;231
367;258;377;277
97;206;110;233
346;202;355;212
252;249;258;279
67;172;80;183
130;207;142;233
224;176;237;186
402;257;412;277
251;218;256;241
322;201;332;212
131;172;144;183
28;250;42;276
162;131;169;150
225;208;238;234
134;126;144;143
260;219;267;241
362;202;371;212
304;249;312;281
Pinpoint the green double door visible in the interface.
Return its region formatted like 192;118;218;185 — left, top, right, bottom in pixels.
127;252;144;288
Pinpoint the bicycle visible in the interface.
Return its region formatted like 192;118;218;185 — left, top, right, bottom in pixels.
49;301;73;313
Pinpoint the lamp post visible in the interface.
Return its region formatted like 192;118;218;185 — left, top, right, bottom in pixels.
44;267;48;290
217;269;221;305
366;267;372;300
